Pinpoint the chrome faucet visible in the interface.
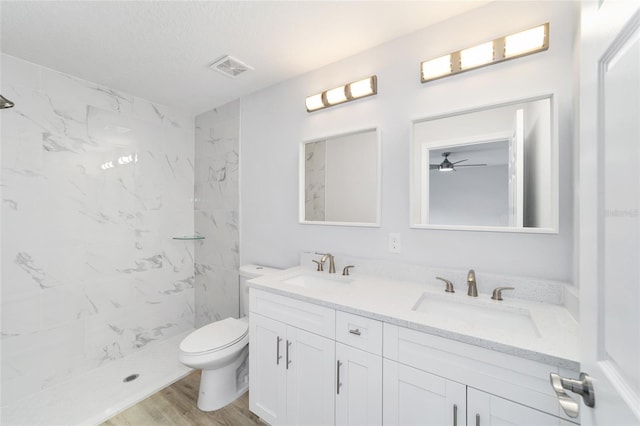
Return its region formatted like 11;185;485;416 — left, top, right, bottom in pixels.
467;269;478;297
320;253;336;274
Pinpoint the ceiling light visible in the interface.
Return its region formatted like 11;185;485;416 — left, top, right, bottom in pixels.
460;42;494;70
421;54;452;81
504;24;548;58
305;76;377;113
420;23;549;83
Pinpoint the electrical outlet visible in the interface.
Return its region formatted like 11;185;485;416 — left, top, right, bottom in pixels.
388;233;401;253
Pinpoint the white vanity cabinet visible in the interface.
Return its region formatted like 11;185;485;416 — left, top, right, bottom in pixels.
249;287;578;426
335;311;383;425
249;290;336;426
383;324;580;426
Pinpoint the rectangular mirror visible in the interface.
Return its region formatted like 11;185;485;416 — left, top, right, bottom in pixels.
410;95;557;233
300;128;381;227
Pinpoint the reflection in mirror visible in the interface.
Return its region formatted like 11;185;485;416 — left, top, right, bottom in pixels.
411;96;557;232
301;128;380;226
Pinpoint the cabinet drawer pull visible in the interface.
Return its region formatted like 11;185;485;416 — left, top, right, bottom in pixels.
276;336;282;365
453;404;457;426
349;328;361;336
286;340;292;369
476;413;480;426
336;360;342;394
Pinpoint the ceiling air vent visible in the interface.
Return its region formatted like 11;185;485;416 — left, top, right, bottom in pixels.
209;55;253;78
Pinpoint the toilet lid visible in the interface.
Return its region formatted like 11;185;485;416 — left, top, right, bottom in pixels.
180;318;249;354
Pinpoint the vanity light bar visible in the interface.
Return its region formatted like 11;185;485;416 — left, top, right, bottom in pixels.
421;23;549;83
305;76;377;112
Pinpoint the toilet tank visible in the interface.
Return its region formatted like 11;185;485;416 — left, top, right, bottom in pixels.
239;264;281;317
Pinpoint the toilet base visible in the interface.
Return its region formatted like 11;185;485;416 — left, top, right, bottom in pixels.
197;346;249;412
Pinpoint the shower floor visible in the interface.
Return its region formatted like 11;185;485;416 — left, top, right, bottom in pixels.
1;329;195;425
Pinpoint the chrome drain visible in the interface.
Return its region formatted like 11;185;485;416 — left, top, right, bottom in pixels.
123;373;140;383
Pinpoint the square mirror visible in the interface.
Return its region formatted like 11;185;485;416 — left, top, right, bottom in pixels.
410;95;557;232
300;128;381;226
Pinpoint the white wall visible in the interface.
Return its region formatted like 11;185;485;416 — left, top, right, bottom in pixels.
430;165;509;226
325;130;378;223
241;1;575;282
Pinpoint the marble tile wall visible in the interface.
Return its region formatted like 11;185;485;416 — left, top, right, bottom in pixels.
304;140;326;221
194;101;240;327
0;54;196;406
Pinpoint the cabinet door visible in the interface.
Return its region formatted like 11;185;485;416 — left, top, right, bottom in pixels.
249;313;287;425
467;388;576;426
285;325;335;426
335;343;382;426
383;359;466;426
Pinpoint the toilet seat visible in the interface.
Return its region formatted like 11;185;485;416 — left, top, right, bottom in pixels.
180;317;249;355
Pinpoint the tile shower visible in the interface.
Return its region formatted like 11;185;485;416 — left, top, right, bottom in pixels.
1;54;240;416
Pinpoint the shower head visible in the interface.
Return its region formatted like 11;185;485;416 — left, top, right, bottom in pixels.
0;94;15;109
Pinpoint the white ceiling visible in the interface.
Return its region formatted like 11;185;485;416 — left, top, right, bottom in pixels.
1;1;490;115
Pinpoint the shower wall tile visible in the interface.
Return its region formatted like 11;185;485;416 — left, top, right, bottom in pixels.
0;54;195;405
194;101;240;327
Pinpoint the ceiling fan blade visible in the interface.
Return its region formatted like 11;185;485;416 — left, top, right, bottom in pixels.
452;159;468;164
456;163;487;167
429;164;439;170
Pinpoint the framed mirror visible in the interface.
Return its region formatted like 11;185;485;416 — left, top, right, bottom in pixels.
410;95;557;233
300;128;381;227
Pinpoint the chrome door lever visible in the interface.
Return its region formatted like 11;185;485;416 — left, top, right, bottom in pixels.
550;372;595;418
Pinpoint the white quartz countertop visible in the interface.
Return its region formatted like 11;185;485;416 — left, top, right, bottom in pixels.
248;266;580;370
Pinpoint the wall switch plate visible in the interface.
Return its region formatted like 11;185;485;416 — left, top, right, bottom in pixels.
388;233;401;253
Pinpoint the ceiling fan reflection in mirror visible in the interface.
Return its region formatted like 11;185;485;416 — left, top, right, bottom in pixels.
430;152;487;172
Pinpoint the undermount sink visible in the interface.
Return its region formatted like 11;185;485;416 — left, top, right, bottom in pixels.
412;293;540;338
282;273;353;289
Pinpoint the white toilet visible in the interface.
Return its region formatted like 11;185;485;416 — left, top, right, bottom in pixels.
179;264;280;411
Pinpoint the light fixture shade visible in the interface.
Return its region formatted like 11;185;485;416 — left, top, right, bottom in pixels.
421;54;452;80
460;42;494;70
305;76;377;112
325;86;347;105
348;77;375;98
421;23;549;83
305;93;324;111
504;24;548;58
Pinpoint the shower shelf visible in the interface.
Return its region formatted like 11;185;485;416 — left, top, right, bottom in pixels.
172;236;205;240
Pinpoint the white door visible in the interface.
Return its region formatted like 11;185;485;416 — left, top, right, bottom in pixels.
383;359;466;426
508;108;525;227
249;313;287;425
335;343;382;425
285;325;335;426
467;388;575;426
579;0;640;424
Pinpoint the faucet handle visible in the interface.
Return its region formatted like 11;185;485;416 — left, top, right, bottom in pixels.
491;287;514;301
312;260;324;272
436;277;455;293
342;265;355;276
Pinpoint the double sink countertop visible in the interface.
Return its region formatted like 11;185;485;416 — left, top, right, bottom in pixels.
248;265;580;370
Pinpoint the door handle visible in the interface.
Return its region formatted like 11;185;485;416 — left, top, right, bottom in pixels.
336;360;342;394
276;336;282;365
549;372;595;418
452;404;458;426
286;340;292;370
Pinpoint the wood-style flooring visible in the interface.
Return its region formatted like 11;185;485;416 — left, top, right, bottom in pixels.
102;371;263;426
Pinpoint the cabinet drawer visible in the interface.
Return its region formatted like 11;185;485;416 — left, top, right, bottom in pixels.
250;289;335;339
336;311;382;355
